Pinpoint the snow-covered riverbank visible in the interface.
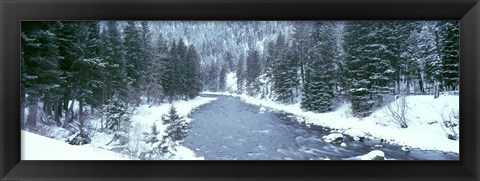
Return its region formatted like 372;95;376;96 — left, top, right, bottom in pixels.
22;96;217;160
202;92;459;154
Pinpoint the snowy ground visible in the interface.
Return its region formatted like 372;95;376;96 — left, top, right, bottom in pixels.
202;91;459;153
125;96;217;160
22;96;217;160
21;130;129;160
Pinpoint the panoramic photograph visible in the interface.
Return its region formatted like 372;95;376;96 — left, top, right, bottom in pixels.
20;21;459;160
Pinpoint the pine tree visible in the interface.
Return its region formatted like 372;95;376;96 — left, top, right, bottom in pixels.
159;105;189;155
146;33;168;104
55;21;81;127
219;63;228;91
102;21;128;102
291;22;315;90
176;39;189;99
378;22;415;95
139;21;154;101
185;45;202;98
245;49;261;95
21;21;63;128
301;22;337;112
80;22;105;110
123;21;145;105
236;55;246;93
140;123;161;160
343;22;377;117
69;21;104;134
205;61;219;92
225;52;235;71
437;21;460;92
403;22;438;94
162;40;177;100
272;33;297;103
104;93;132;146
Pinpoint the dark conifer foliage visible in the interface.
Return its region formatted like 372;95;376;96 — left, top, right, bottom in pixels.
236;55;246;94
21;20;460;132
21;21;203;138
245;49;261;95
160;105;189;154
301;22;337;112
22;22;63;128
437;22;460;92
343;21;379;117
271;33;295;103
185;45;202;98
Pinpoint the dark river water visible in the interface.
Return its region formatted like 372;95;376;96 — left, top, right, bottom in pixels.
183;95;459;160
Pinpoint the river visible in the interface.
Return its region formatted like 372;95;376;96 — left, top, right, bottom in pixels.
183;95;459;160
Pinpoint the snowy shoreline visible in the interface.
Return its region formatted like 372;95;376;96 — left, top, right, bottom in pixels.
201;91;459;154
22;96;218;160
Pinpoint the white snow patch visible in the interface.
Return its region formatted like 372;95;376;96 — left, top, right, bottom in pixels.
225;72;237;93
401;146;411;152
360;150;385;160
322;133;343;143
170;146;205;160
259;106;266;113
340;142;347;147
130;96;217;136
22;131;129;160
343;129;366;140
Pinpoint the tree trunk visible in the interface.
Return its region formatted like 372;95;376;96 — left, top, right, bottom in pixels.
406;76;411;94
63;98;69;112
397;72;401;94
79;99;84;134
54;102;61;126
46;101;52;116
20;94;25;129
26;102;38;129
418;72;424;94
63;99;75;128
43;101;48;114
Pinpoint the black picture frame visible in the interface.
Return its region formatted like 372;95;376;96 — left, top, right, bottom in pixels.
1;0;479;180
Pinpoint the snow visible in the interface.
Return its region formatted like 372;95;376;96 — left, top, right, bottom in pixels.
340;142;347;147
21;131;129;160
23;96;216;160
172;146;205;160
129;96;217;159
259;106;267;113
343;129;366;141
344;150;386;160
359;150;385;160
225;72;238;93
131;96;217;132
322;133;343;143
216;93;459;153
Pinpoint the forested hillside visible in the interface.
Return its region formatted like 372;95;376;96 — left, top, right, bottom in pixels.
21;21;459;160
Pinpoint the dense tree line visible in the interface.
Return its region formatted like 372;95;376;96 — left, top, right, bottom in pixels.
21;21;459;133
21;21;202;137
233;21;459;118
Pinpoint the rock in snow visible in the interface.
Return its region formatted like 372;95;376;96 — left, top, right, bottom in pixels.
401;146;411;153
259;106;266;113
361;150;386;160
323;133;344;144
343;129;366;141
340;142;347;147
